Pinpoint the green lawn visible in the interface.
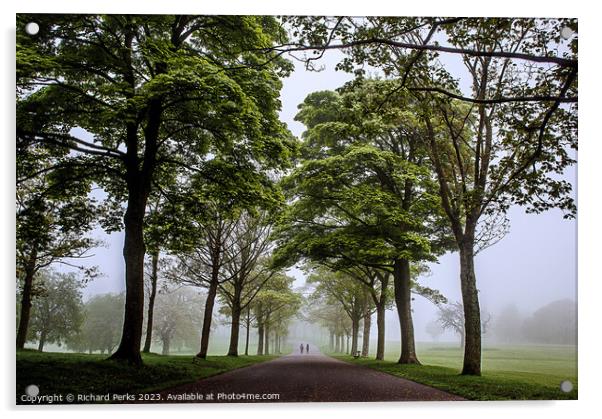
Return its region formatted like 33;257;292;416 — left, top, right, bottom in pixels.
331;342;577;400
16;350;277;404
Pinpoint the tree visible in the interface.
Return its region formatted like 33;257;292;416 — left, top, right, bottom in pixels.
218;211;277;356
16;143;101;349
275;79;452;363
153;287;203;355
251;273;301;355
279;17;576;374
344;267;393;360
26;270;84;351
68;293;125;354
141;191;175;354
167;202;240;359
308;268;371;356
438;301;491;348
17;14;296;365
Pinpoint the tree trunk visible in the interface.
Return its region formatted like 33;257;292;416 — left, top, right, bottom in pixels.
346;335;350;354
142;250;159;353
37;330;46;352
329;331;335;351
375;302;386;360
110;180;149;366
257;317;264;355
162;337;170;355
264;319;270;355
351;317;359;355
459;240;481;375
244;308;250;356
362;310;371;357
197;277;219;359
16;250;37;349
394;258;420;364
334;333;341;352
227;293;242;356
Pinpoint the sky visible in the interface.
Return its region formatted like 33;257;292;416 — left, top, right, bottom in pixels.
63;28;576;343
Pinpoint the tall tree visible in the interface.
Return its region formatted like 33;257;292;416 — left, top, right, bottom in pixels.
141;193;174;354
17;14;296;364
219;211;276;356
168;203;240;359
275;80;451;363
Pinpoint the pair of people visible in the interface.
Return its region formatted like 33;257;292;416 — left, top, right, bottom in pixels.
299;343;310;354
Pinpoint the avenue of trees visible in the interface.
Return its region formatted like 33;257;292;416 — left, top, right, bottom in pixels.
16;15;576;376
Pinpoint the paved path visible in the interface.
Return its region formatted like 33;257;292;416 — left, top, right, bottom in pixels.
155;344;464;403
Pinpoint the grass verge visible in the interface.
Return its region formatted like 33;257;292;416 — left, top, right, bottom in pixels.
333;355;577;401
17;349;277;404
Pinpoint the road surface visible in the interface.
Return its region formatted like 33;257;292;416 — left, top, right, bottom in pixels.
155;344;464;403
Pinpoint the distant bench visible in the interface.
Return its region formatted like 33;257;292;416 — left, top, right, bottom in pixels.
353;351;361;359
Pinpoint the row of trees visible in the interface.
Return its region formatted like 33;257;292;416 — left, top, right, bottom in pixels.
20;270;200;355
17;16;577;375
16;15;302;365
272;17;577;375
20;266;302;357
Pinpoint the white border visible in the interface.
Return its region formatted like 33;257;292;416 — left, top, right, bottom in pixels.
2;1;599;419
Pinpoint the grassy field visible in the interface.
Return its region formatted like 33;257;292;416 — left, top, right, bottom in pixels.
331;341;577;400
16;350;276;404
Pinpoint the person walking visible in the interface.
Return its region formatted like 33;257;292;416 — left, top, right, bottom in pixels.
306;343;310;353
300;343;304;354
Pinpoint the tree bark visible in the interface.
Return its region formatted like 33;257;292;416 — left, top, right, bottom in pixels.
329;330;335;351
375;302;386;360
351;317;359;355
459;240;482;375
162;337;170;355
109;178;149;366
227;291;242;356
362;309;371;357
197;276;218;359
244;308;250;356
142;250;159;353
37;330;46;352
346;335;350;354
264;316;270;355
334;333;341;352
16;248;37;349
257;317;264;355
394;258;420;364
